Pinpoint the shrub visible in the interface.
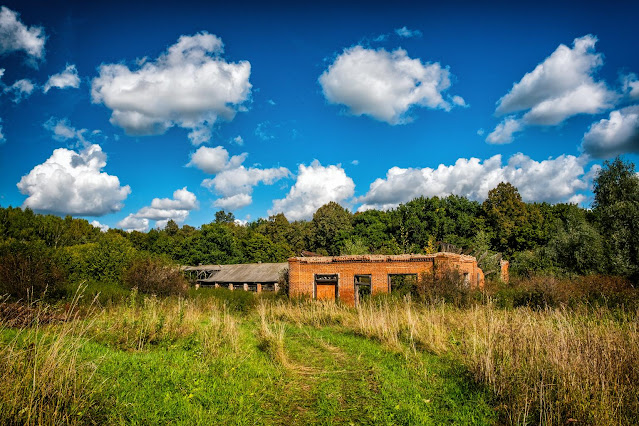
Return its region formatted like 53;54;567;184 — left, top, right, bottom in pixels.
124;256;187;296
489;274;639;311
187;287;256;314
62;232;137;284
0;240;66;300
416;269;483;308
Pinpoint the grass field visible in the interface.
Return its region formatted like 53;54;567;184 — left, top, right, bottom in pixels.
1;288;637;425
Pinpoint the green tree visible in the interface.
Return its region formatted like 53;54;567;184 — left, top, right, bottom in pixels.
215;210;235;224
311;202;352;255
164;219;179;236
483;182;529;255
592;157;639;279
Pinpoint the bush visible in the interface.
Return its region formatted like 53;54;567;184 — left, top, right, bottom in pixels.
416;269;483;308
62;232;137;284
489;274;639;310
187;287;256;314
124;256;187;296
0;240;66;300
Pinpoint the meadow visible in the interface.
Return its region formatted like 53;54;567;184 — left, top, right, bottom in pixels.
1;284;637;425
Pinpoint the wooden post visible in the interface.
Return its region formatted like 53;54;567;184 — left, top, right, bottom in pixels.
214;283;220;288
257;283;262;293
243;283;248;291
229;284;233;291
274;283;280;293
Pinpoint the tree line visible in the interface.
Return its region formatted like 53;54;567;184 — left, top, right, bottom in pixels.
1;157;638;299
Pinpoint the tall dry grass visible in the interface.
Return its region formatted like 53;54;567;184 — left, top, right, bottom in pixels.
265;297;639;424
0;289;102;425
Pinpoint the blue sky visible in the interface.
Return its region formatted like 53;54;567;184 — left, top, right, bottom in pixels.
1;0;638;231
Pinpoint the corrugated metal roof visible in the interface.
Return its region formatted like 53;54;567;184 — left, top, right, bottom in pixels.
200;263;288;283
182;265;222;272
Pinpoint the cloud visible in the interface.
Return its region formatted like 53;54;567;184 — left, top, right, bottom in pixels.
213;193;253;210
451;95;467;107
269;160;355;221
488;35;617;142
486;116;523;144
116;215;149;232
17;144;131;216
117;187;198;231
91;32;251;145
351;160;359;166
0;119;5;144
0;6;45;61
91;220;110;232
43;64;80;93
187;145;246;174
358;153;595;211
231;135;244;146
191;145;289;210
319;46;459;124
395;26;422;38
44;117;88;144
203;164;289;210
581;106;639;158
622;73;639;99
4;78;34;102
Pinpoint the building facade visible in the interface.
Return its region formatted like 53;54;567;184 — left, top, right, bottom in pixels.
288;253;484;307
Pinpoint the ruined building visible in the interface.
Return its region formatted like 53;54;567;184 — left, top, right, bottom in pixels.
288;253;485;307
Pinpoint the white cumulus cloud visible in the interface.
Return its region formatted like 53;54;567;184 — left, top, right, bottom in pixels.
43;64;80;93
486;116;523;144
191;145;289;210
117;187;198;231
319;46;458;124
17;144;131;216
581;106;639;158
187;145;246;174
203;165;290;211
269;161;355;221
117;215;149;233
0;6;45;62
358;153;595;211
622;73;639;99
91;32;251;145
91;220;110;232
488;35;616;143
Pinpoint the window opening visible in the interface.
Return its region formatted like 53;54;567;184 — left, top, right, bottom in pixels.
388;274;418;296
354;275;372;306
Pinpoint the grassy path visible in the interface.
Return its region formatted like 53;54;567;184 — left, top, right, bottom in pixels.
2;314;496;425
263;325;495;425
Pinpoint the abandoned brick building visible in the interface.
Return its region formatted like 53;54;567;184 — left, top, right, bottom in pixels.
288;253;485;307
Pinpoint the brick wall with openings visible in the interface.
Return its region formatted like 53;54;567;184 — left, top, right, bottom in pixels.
288;253;484;306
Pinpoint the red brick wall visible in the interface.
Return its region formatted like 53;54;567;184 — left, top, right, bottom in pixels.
288;254;484;307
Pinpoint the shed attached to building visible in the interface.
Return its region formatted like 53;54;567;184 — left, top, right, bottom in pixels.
198;262;288;292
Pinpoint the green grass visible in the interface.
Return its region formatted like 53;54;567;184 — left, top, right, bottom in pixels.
0;294;496;425
77;319;494;425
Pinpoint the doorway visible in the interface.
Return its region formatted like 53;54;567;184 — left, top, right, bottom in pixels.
314;274;338;301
